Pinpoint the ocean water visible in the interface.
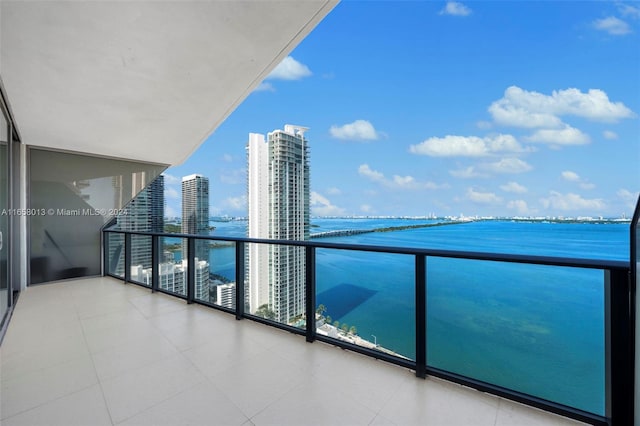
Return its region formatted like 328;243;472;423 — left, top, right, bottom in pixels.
206;219;629;415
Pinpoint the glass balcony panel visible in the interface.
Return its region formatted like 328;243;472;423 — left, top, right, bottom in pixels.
157;236;187;297
635;195;640;295
246;242;305;329
197;240;236;309
128;234;152;287
106;233;125;278
316;248;416;360
426;257;604;415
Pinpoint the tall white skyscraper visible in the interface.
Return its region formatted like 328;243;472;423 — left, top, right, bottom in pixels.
247;124;310;323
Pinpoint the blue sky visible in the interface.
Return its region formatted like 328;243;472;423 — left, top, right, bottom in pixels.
164;1;640;218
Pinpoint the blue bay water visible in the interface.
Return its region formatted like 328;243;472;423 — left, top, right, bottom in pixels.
205;219;629;415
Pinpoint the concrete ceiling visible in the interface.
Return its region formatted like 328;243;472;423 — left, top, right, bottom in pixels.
0;1;337;165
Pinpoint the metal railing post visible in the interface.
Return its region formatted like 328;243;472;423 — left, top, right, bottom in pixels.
102;231;109;276
606;267;633;425
235;242;245;320
187;237;195;303
124;232;131;284
415;254;426;379
151;235;159;292
305;246;316;343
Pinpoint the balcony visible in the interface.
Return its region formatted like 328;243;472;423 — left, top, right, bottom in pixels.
93;224;637;425
1;276;584;425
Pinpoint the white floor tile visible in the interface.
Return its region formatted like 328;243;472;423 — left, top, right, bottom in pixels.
496;399;586;425
379;377;499;426
118;381;248;426
210;348;307;418
251;377;377;426
100;353;204;423
91;332;179;381
1;384;112;426
1;355;98;420
128;293;188;319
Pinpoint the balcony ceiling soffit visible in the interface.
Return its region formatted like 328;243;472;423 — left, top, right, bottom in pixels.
0;1;337;165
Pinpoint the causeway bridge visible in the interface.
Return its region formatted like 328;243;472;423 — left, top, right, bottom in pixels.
310;229;373;239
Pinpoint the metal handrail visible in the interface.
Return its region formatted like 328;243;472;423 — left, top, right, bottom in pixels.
103;229;628;271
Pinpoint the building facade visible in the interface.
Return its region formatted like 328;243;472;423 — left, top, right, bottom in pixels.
247;124;310;323
181;174;210;300
113;174;165;275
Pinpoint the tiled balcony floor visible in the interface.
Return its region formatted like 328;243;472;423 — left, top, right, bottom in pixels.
1;276;584;426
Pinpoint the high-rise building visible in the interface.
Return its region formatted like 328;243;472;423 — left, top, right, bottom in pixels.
247;124;310;323
116;174;165;272
216;282;236;310
181;174;210;299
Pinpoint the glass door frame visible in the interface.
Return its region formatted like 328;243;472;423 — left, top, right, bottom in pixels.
0;80;19;337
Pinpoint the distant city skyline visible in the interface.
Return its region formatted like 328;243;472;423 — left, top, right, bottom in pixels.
162;1;639;218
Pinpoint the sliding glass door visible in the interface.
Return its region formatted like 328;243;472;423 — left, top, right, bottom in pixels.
0;103;9;327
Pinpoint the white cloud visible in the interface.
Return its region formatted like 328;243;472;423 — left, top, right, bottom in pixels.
165;187;179;199
526;125;590;146
482;157;533;174
561;171;595;189
254;82;275;92
561;171;581;182
603;130;619;140
165;206;178;218
500;181;528;193
580;183;596;190
222;196;246;212
507;200;531;215
439;1;472;16
466;188;502;204
311;191;345;216
489;104;562;129
358;164;444;190
326;187;342;195
161;173;180;185
476;120;493;130
267;56;312;80
393;175;415;186
617;188;640;210
330;120;379;141
489;86;635;126
618;3;640;19
360;204;373;213
540;191;605;211
617;188;639;201
222;154;233;162
409;134;527;157
449;166;487;179
219;168;246;185
593;16;632;35
358;164;385;182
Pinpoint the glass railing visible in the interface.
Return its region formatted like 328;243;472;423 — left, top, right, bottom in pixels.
632;195;640;426
104;232;124;278
103;228;632;426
